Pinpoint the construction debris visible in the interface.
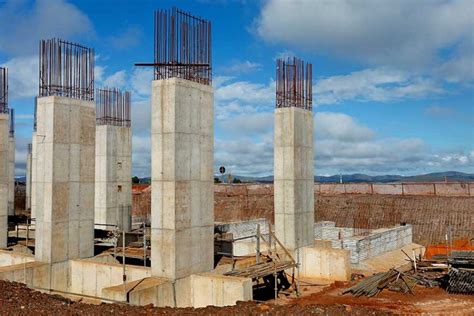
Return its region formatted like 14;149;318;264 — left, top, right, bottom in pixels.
447;268;474;295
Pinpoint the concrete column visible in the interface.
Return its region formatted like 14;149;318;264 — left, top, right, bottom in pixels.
26;145;32;211
151;78;214;280
35;96;95;263
0;113;9;248
7;135;14;215
274;107;314;251
31;132;37;219
94;125;132;231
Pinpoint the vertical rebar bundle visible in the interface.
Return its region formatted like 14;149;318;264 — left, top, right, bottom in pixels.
151;7;211;85
276;57;312;111
39;38;95;101
96;88;131;127
9;108;14;136
0;67;8;114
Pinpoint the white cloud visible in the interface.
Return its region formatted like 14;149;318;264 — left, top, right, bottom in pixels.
215;79;274;104
102;70;127;89
0;56;38;99
0;0;94;56
314;112;373;142
220;60;262;74
255;0;474;78
131;68;153;98
314;68;442;105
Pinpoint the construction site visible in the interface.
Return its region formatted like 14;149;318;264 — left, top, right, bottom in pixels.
0;6;473;315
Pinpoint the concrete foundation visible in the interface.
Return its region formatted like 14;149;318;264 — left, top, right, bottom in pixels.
35;96;95;263
26;145;32;211
274;107;314;251
7;134;14;215
299;246;351;281
0;114;8;248
151;78;214;280
31;132;37;219
94;125;132;231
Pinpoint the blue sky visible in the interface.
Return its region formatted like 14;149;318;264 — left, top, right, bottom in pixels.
1;0;473;177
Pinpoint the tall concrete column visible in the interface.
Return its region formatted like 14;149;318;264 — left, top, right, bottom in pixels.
25;144;32;211
94;125;132;231
35;96;95;263
7;124;15;216
274;107;314;251
0;113;9;248
31;132;37;219
151;78;214;280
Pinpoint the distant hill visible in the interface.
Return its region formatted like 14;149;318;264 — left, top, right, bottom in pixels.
19;171;474;184
209;171;474;184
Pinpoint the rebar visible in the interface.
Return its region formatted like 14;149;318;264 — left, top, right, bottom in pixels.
276;57;312;111
96;88;131;127
0;67;8;114
39;38;94;101
136;7;212;85
9;108;14;136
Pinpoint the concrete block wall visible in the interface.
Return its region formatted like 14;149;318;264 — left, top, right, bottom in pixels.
95;125;132;231
35;96;95;263
0;113;8;248
215;218;269;240
7;135;14;215
314;221;413;264
274;107;314;250
151;78;214;280
31;132;37;219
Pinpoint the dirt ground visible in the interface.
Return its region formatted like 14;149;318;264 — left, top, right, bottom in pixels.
1;279;473;315
292;281;474;315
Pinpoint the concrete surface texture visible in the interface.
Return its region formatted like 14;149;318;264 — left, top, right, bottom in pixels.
0;113;9;248
151;78;214;280
34;96;95;263
299;246;351;281
7;135;14;215
104;273;252;308
314;221;413;264
30;132;37;219
25;147;32;211
274;107;314;250
94;125;132;231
